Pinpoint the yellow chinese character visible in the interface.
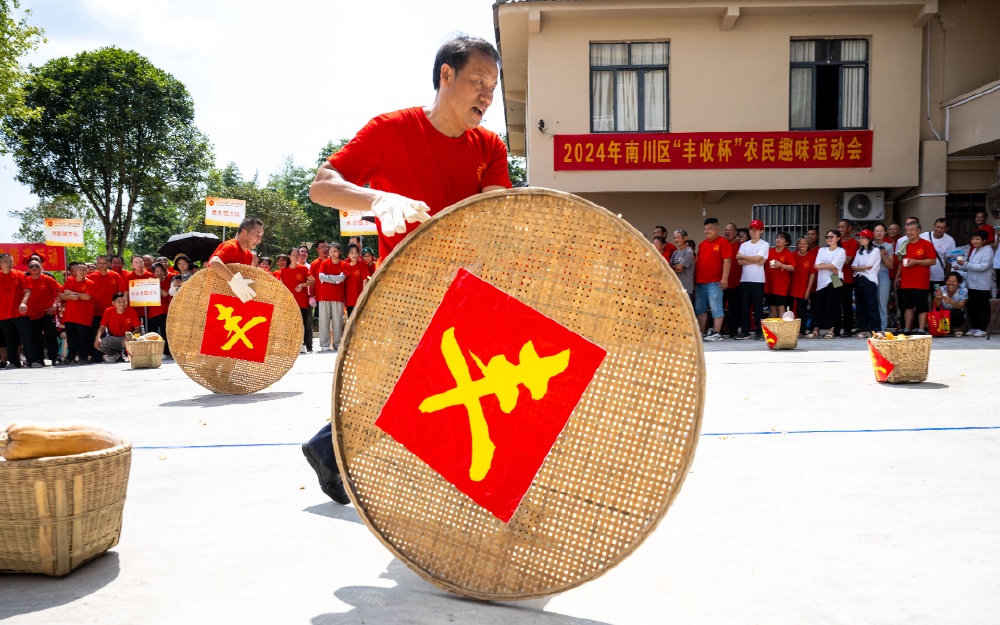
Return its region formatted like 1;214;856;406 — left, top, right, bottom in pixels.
847;136;863;160
657;140;671;163
607;141;622;165
699;139;715;163
683;139;696;163
744;138;759;161
795;138;810;161
626;141;640;164
778;138;794;162
717;140;733;162
812;137;828;160
214;304;268;351
830;137;846;160
419;327;571;482
761;138;775;162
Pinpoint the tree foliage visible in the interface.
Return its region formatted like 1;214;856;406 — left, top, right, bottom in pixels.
220;182;309;260
268;154;340;245
2;47;213;256
0;0;43;134
501;133;527;187
8;195;97;242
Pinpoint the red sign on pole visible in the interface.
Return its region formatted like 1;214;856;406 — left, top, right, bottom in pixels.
0;243;68;271
554;130;873;171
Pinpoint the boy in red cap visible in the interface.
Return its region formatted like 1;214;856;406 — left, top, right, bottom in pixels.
735;219;768;340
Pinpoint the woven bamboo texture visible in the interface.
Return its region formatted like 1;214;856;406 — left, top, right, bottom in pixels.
762;319;801;350
870;336;932;383
333;188;705;600
125;340;164;369
0;442;132;576
167;264;302;394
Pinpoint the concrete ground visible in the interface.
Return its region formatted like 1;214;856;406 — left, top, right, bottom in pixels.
1;336;998;625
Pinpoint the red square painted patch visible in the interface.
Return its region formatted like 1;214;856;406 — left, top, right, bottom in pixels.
376;269;607;522
199;293;273;363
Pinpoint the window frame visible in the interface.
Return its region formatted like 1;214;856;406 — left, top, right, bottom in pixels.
751;204;821;246
789;38;870;132
589;41;670;134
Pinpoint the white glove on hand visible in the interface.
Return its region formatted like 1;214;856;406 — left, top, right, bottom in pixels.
370;192;431;236
228;272;256;303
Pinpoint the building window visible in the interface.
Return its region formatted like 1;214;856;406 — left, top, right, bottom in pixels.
945;193;987;245
789;39;868;131
590;42;669;133
751;204;820;246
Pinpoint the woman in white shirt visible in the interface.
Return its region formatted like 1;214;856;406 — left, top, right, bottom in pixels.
851;229;882;337
805;230;847;339
955;229;995;336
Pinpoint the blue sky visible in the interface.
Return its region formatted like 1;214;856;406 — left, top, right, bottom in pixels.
0;0;504;240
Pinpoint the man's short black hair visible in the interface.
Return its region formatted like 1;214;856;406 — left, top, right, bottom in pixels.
238;217;263;234
704;218;718;226
934;218;947;226
432;35;501;91
112;292;126;301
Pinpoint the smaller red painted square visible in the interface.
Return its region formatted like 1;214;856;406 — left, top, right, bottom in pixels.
199;294;273;363
376;269;607;522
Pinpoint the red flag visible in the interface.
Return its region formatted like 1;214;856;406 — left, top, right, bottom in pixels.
867;340;894;383
376;269;607;523
199;293;273;363
762;324;778;350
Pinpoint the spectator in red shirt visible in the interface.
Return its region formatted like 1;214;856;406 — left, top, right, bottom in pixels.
837;219;859;336
257;257;272;272
896;220;937;334
209;217;264;303
362;248;378;276
0;253;36;368
94;292;140;363
145;263;172;357
276;248;315;353
26;259;62;366
972;211;996;246
315;241;347;352
765;231;796;318
342;244;370;317
886;222;902;244
694;218;732;340
722;223;742;338
88;255;125;362
58;262;97;365
652;225;677;261
789;237;818;334
110;255;126;276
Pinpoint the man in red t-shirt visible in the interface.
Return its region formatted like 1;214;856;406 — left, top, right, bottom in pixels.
722;222;743;337
277;248;315;353
88;255;125;362
837;219;859;335
652;226;677;260
94;292;140;363
315;241;347;352
694;218;733;340
59;262;97;364
0;253;36;368
896;220;936;333
209;217;264;303
302;36;513;504
26;259;62;366
342;244;371;316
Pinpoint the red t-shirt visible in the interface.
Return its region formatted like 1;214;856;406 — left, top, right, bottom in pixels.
310;257;335;301
726;239;742;288
100;306;141;337
900;237;936;290
318;258;346;302
694;236;733;284
26;274;62;320
276;265;311;308
61;276;96;325
87;271;125;317
123;270;154;317
841;237;859;284
789;249;819;299
973;225;996;245
343;261;370;307
660;242;678;264
328;107;512;259
212;239;254;265
146;277;172;318
0;270;31;320
765;248;795;296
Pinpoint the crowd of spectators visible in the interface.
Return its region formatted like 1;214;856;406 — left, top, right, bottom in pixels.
649;210;999;341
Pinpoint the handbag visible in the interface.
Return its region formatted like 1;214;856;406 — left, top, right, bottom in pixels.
927;301;951;336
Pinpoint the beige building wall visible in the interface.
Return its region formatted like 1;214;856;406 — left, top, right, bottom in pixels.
523;10;923;193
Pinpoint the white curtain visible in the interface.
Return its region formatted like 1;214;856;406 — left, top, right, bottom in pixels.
617;70;639;131
790;67;812;128
643;69;667;131
790;40;815;62
591;70;614;131
841;66;866;128
590;43;627;66
840;39;867;62
631;42;668;65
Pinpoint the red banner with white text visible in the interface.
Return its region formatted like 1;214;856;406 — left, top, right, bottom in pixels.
0;243;68;271
554;130;873;171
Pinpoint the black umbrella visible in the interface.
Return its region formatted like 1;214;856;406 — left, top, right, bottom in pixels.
157;232;222;263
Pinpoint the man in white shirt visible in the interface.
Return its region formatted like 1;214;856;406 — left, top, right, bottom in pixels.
735;219;769;340
920;217;956;293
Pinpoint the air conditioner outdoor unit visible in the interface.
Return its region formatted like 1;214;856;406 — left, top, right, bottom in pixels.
839;191;885;221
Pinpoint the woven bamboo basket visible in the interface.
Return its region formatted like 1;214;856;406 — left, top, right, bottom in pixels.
125;339;164;369
869;336;932;383
761;319;801;350
167;264;302;394
333;188;705;600
0;442;132;576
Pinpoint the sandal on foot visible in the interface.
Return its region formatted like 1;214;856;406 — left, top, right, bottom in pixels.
823;332;835;339
804;331;818;339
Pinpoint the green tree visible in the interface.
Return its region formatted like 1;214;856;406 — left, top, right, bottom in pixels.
8;195;97;242
2;47;213;257
268;154;341;245
501;133;527;187
207;181;308;260
0;0;43;137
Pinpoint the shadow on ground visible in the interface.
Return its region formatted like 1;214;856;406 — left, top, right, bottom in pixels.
312;559;611;625
304;502;364;526
0;552;120;619
159;391;302;408
878;382;950;390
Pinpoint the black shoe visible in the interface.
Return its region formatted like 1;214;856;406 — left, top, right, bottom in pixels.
754;334;764;341
301;443;350;504
734;333;750;340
